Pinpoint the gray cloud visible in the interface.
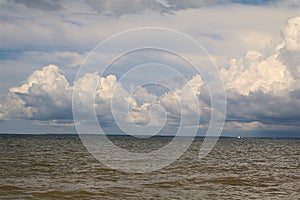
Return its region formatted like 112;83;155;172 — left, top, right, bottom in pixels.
83;0;295;16
226;90;300;125
6;0;296;16
84;0;171;16
163;0;232;10
8;0;64;11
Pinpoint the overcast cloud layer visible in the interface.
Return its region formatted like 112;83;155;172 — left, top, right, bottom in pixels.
0;0;299;136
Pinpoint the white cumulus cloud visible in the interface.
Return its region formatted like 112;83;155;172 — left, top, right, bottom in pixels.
282;16;300;51
5;65;72;120
221;16;300;96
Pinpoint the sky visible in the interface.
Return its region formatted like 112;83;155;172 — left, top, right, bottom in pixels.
0;0;299;137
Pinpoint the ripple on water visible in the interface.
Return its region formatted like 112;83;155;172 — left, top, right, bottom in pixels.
0;135;299;199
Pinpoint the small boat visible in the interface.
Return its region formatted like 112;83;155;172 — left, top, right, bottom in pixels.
237;136;241;139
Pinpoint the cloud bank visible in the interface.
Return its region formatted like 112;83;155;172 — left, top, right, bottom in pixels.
7;0;298;16
0;1;299;135
221;16;300;130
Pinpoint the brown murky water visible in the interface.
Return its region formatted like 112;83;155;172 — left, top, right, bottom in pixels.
0;135;299;199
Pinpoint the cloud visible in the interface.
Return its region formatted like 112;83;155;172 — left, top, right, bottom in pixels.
1;0;298;56
221;16;300;129
160;74;204;119
221;50;295;95
6;0;283;16
83;0;298;15
0;1;299;134
84;0;170;16
221;16;300;96
27;51;85;68
8;0;64;11
163;0;276;10
282;16;300;51
1;65;72;120
0;63;208;133
1;16;300;132
226;90;300;124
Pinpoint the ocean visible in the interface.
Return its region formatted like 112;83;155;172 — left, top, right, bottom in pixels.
0;135;299;199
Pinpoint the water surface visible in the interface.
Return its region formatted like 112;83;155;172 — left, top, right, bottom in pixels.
0;135;299;199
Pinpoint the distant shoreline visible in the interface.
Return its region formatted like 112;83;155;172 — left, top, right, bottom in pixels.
0;133;299;139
